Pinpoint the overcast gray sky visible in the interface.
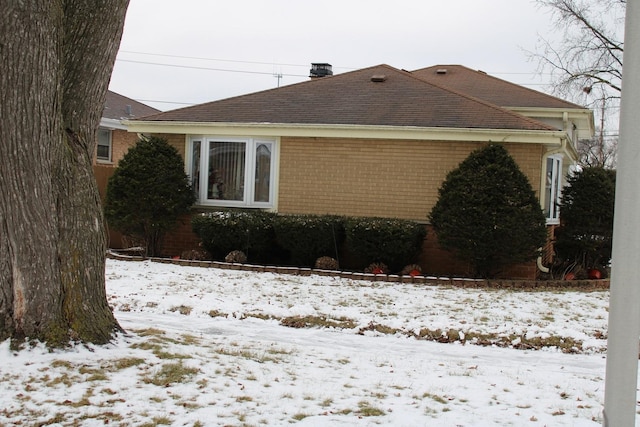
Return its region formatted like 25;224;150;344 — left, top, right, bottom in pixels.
109;0;561;111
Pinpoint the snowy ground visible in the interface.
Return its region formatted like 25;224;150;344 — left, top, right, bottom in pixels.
0;258;628;426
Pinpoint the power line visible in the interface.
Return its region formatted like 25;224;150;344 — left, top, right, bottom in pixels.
119;50;309;68
115;58;308;78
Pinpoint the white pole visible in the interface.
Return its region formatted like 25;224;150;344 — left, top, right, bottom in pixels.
603;1;640;425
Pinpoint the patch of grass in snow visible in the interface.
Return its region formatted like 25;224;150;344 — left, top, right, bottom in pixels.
45;371;77;387
134;327;166;337
179;334;201;345
371;391;387;399
358;322;401;335
208;309;227;318
130;334;194;360
78;365;109;381
109;356;146;370
422;392;448;404
51;359;74;369
153;349;192;360
414;328;584;352
143;361;199;386
169;305;192;315
62;389;94;407
357;400;386;416
320;398;333;407
280;315;357;329
82;410;124;423
40;413;67;425
214;345;283;363
292;412;311;421
247;312;277;321
139;415;173;426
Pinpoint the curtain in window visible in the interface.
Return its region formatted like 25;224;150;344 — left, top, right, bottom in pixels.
208;141;245;201
254;143;271;202
190;141;201;197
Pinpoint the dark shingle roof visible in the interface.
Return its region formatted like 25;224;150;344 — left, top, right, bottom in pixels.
140;65;558;131
103;90;160;120
412;65;584;109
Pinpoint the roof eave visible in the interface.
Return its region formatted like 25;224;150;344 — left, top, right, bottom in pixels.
123;120;567;145
100;117;127;130
507;106;595;138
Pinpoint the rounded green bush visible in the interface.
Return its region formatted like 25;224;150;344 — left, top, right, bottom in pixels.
104;136;195;256
429;144;547;278
555;167;615;275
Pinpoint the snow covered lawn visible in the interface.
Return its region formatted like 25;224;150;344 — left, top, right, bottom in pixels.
0;259;618;426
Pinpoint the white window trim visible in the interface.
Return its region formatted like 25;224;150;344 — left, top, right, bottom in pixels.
544;154;563;225
187;136;278;209
96;127;113;163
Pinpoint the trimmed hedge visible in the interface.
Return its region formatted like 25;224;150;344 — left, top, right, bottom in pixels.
191;210;277;263
273;214;345;267
344;217;427;272
192;211;427;271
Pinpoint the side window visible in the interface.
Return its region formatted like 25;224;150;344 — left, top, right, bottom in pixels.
96;128;112;162
544;156;562;224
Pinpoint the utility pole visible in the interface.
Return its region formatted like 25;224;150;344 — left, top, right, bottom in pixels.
603;1;640;425
274;70;283;88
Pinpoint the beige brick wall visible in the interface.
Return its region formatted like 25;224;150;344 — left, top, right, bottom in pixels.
278;137;544;221
158;133;187;159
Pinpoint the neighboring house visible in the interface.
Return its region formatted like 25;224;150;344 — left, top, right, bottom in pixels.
94;90;160;167
124;64;594;278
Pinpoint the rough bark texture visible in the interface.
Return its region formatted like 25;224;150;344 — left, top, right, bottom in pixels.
0;0;129;345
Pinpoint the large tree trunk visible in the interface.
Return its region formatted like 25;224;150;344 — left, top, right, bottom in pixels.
0;0;129;346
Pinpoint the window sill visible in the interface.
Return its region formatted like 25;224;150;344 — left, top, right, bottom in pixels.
194;202;274;210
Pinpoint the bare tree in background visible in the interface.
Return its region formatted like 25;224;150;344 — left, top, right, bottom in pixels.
531;0;625;168
0;1;129;346
578;134;618;168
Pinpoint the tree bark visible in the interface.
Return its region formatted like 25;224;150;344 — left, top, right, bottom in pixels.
0;0;129;345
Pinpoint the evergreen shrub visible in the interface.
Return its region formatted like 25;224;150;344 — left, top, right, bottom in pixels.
428;144;547;278
104;136;195;257
273;214;345;267
191;210;277;263
344;217;426;272
554;167;615;275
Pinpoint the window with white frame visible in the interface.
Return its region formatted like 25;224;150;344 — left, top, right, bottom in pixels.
96;128;112;162
544;155;563;224
188;137;276;207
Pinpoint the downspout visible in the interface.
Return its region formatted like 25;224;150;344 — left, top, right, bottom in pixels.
537;253;550;274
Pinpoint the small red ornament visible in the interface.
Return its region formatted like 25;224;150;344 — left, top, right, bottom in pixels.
564;272;576;281
372;267;385;275
588;269;602;280
409;269;421;277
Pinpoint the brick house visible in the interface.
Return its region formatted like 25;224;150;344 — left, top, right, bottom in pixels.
93;91;160;246
123;64;594;278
